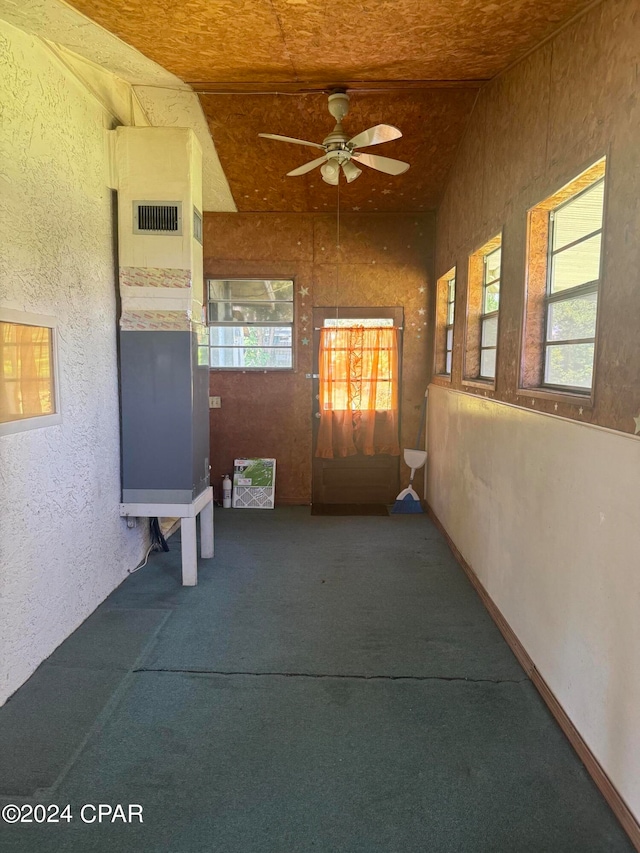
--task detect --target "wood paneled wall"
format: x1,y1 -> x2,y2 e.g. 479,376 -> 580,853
204,213 -> 434,504
433,0 -> 640,436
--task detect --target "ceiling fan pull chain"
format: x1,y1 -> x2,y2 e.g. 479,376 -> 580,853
335,179 -> 340,321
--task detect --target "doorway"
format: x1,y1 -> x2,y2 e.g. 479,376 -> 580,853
311,306 -> 403,508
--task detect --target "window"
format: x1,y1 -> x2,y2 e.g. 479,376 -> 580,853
207,279 -> 294,369
318,326 -> 398,412
544,180 -> 603,389
480,247 -> 501,379
193,207 -> 203,245
435,267 -> 456,377
316,325 -> 400,458
521,159 -> 605,396
0,309 -> 60,435
464,235 -> 501,384
445,275 -> 456,374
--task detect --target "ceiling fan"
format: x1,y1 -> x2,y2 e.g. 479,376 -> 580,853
258,91 -> 410,185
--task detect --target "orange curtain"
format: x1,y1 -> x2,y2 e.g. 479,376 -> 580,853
0,323 -> 53,424
315,326 -> 400,459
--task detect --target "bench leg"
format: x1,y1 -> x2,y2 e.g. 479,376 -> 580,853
181,516 -> 198,586
200,498 -> 214,559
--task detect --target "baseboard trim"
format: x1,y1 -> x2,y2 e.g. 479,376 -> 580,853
426,503 -> 640,852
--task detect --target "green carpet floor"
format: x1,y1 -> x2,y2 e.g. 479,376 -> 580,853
0,508 -> 633,852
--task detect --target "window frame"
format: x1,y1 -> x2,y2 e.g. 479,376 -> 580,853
206,278 -> 295,371
518,156 -> 606,406
434,267 -> 456,380
312,306 -> 404,419
541,179 -> 603,394
479,247 -> 501,381
445,275 -> 456,376
317,325 -> 399,413
463,235 -> 502,388
0,308 -> 61,436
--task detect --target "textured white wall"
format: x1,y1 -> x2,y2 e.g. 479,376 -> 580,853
427,384 -> 640,821
0,20 -> 148,705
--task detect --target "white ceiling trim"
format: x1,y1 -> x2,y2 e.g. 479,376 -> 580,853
0,0 -> 185,86
133,85 -> 236,213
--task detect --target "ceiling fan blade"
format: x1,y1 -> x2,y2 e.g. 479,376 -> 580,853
259,133 -> 324,150
286,155 -> 328,177
352,152 -> 410,175
348,124 -> 402,149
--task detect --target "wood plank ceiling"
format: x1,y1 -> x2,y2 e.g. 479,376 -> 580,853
68,0 -> 594,212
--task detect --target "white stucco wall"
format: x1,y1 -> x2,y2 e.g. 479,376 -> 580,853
0,20 -> 148,705
427,384 -> 640,821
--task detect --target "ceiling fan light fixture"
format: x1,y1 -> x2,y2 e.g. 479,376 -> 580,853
341,160 -> 362,183
321,160 -> 340,185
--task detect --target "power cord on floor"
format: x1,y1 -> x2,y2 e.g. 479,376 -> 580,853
128,517 -> 170,574
128,543 -> 154,575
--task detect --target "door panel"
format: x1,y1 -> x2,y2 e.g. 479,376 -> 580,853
311,307 -> 403,506
314,456 -> 399,504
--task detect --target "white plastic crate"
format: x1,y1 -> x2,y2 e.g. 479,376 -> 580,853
232,458 -> 276,509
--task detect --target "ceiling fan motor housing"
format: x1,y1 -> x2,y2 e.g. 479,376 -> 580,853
325,144 -> 352,163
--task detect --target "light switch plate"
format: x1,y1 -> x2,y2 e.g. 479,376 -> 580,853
209,396 -> 221,409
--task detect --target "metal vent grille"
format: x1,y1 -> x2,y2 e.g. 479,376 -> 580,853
133,201 -> 182,235
193,207 -> 203,244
